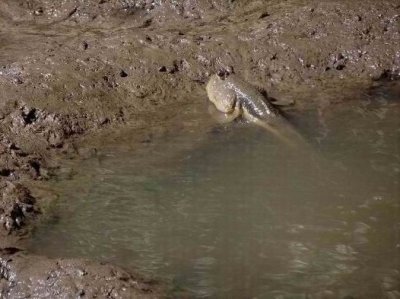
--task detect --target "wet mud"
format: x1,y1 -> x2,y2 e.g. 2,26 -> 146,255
0,248 -> 163,298
0,0 -> 399,297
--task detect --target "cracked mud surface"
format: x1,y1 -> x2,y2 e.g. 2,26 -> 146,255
0,0 -> 399,297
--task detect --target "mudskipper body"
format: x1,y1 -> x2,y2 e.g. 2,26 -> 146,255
206,73 -> 305,147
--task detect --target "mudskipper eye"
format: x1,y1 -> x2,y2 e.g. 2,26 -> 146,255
217,70 -> 228,80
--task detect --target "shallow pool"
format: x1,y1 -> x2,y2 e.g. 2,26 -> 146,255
30,88 -> 400,298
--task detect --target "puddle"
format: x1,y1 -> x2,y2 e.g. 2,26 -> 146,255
30,89 -> 400,298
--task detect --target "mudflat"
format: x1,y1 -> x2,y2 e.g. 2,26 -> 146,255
0,0 -> 399,297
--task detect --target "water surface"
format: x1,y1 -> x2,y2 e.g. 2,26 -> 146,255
30,91 -> 400,298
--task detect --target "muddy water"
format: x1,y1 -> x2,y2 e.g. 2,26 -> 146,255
30,93 -> 399,298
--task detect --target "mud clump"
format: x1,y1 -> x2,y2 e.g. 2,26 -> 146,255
0,0 -> 399,297
0,183 -> 38,235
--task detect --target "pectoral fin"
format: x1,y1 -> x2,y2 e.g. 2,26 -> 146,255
208,101 -> 241,124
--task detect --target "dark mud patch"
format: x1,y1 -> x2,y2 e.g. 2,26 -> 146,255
0,0 -> 399,297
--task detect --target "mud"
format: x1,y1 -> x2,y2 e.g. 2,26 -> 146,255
0,248 -> 163,298
0,0 -> 399,297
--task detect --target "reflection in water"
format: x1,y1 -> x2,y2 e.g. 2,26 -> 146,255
30,94 -> 399,298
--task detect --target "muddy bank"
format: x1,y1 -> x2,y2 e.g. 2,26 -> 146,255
0,0 -> 399,297
0,248 -> 163,298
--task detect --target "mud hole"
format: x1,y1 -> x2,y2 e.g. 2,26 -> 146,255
0,0 -> 399,297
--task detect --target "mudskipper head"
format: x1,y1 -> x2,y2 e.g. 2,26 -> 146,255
206,73 -> 236,114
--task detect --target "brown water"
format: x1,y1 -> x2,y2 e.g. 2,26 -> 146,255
30,92 -> 399,298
